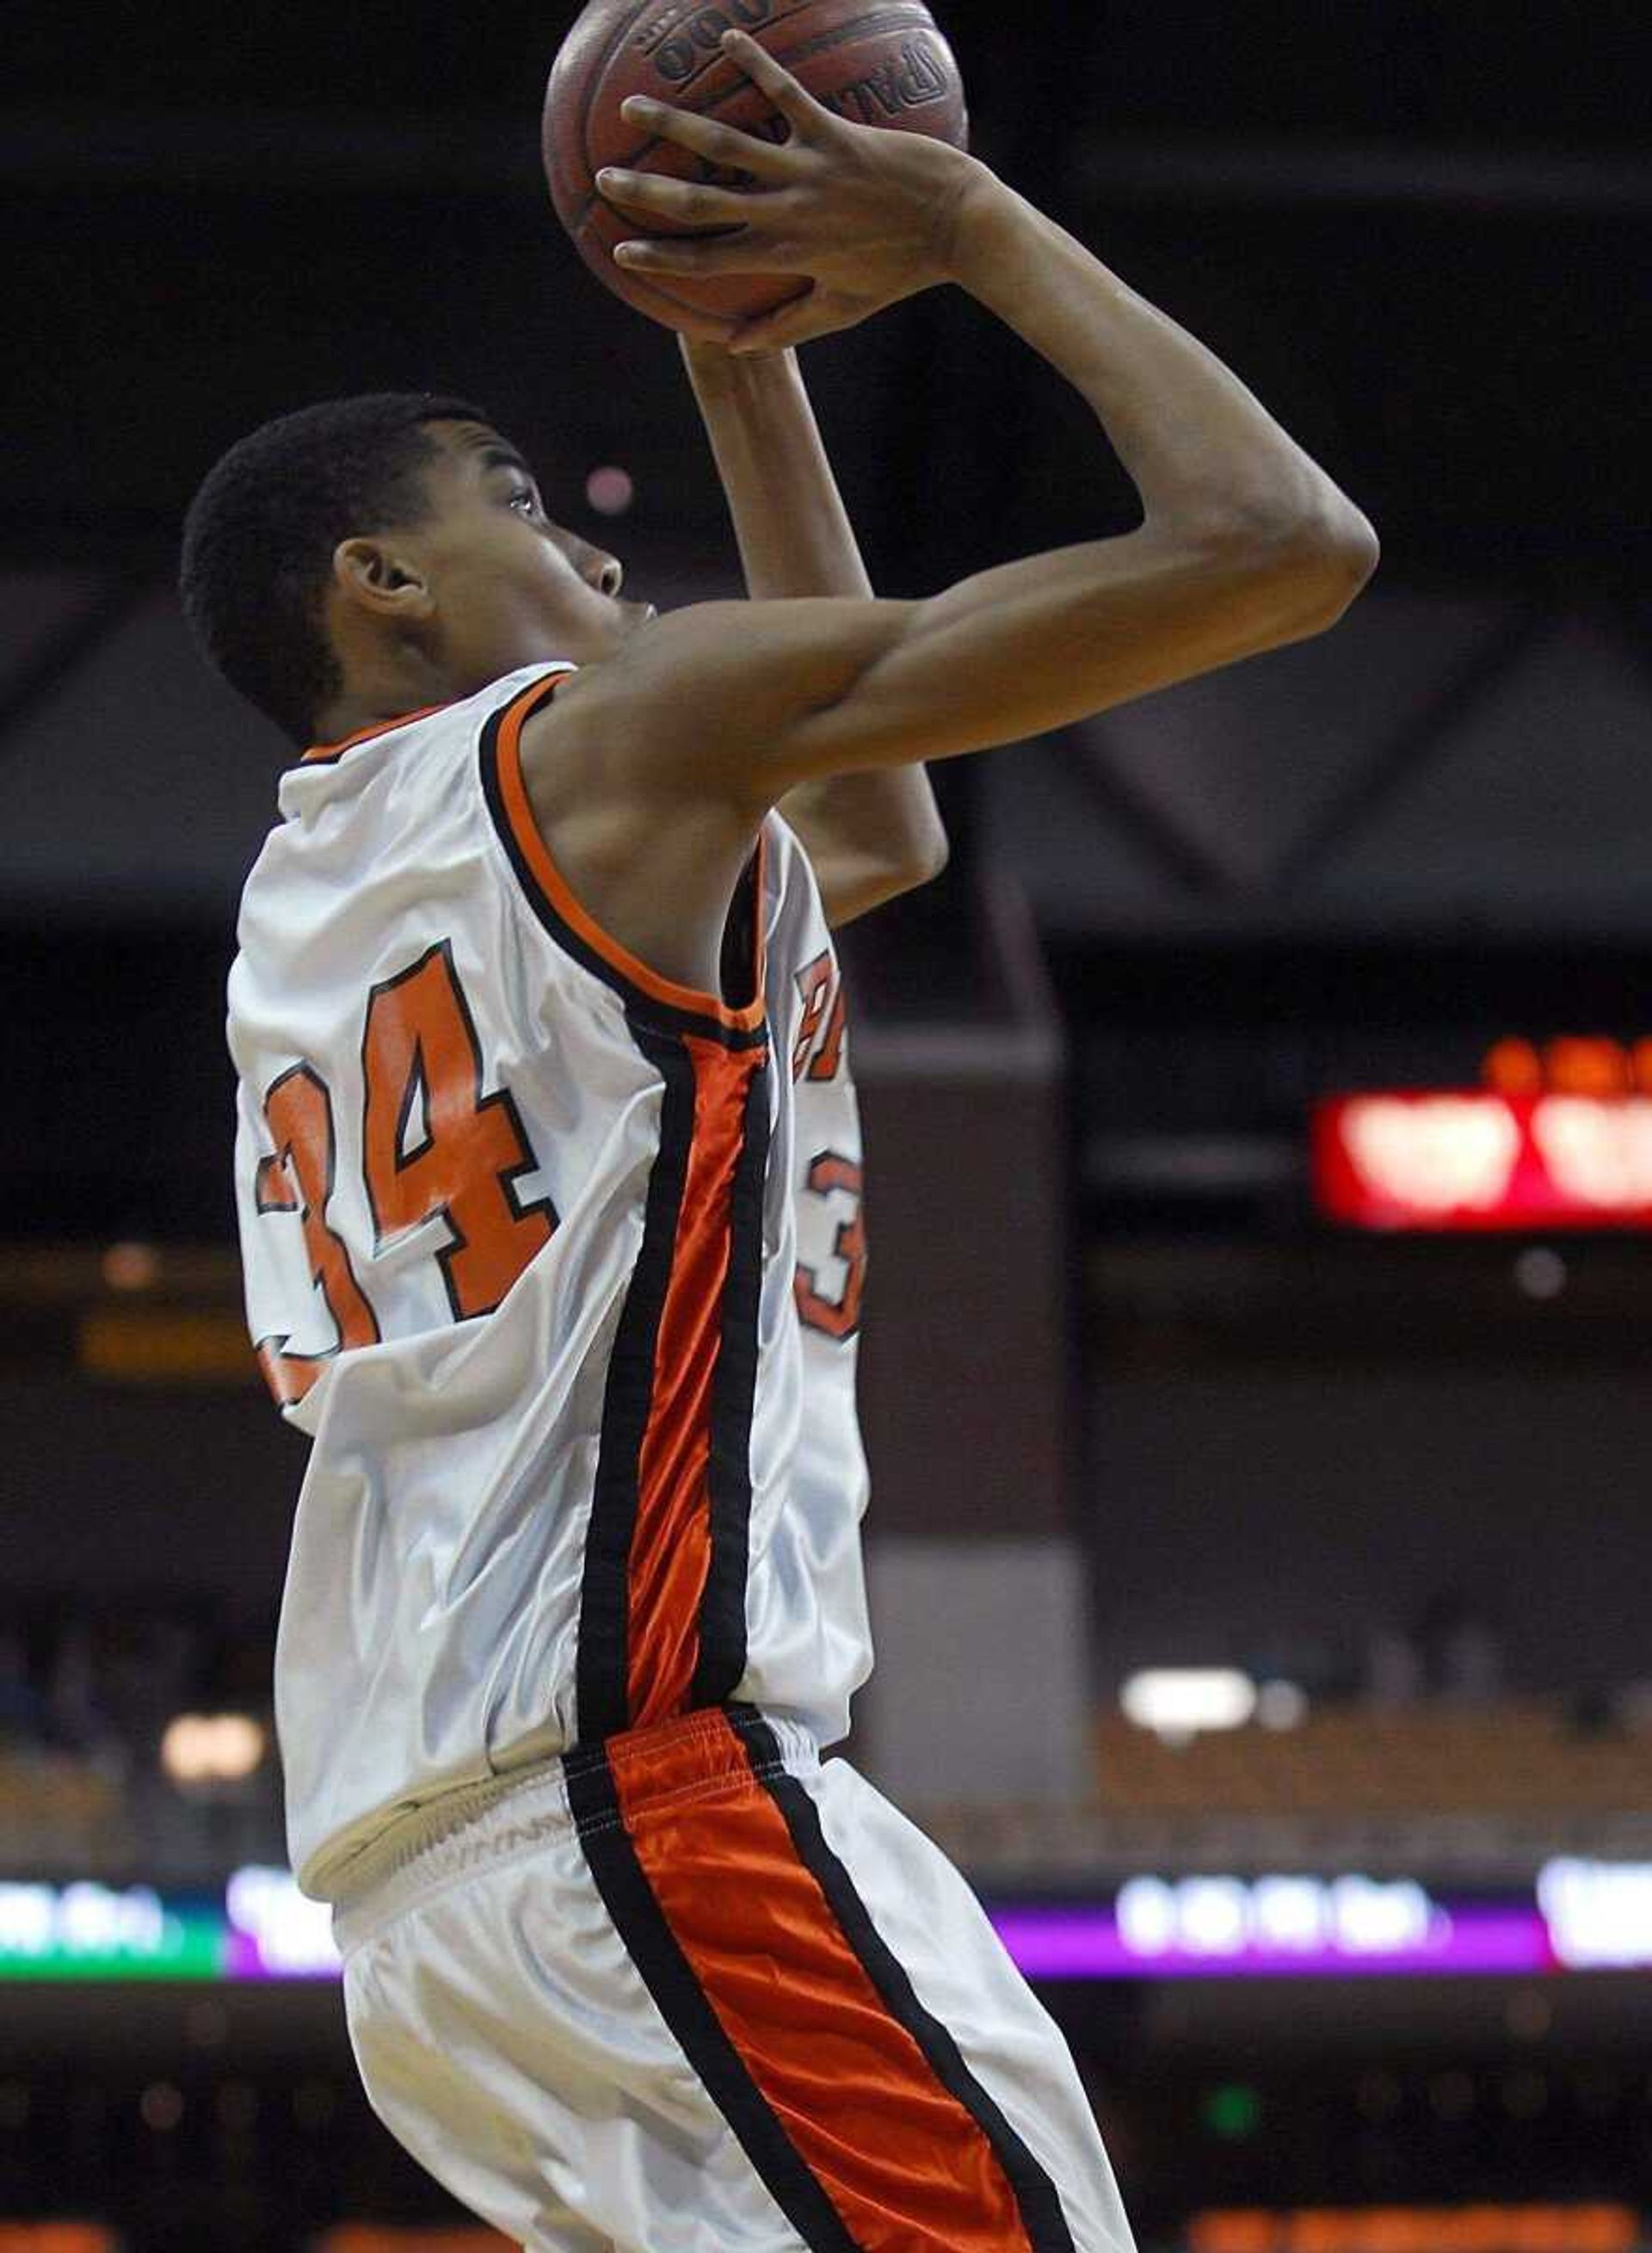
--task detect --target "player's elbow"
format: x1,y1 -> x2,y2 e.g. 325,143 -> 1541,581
859,799 -> 952,898
818,824 -> 949,926
1267,505 -> 1381,631
903,811 -> 951,888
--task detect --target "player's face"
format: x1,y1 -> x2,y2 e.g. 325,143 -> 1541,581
408,421 -> 655,684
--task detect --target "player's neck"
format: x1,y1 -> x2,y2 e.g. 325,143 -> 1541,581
313,658 -> 455,750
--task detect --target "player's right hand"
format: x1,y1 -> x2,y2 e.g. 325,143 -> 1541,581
595,27 -> 989,355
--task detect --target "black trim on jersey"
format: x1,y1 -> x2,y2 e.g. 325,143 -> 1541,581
737,1713 -> 1079,2253
690,1055 -> 770,1708
564,1738 -> 863,2253
574,1022 -> 699,1742
391,1034 -> 433,1165
476,687 -> 767,1052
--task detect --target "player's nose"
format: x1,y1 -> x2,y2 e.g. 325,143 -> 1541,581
570,534 -> 623,598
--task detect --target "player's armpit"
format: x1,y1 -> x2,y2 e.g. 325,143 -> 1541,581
539,512 -> 1372,818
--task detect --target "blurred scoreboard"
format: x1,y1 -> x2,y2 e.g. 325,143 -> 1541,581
1314,1037 -> 1652,1231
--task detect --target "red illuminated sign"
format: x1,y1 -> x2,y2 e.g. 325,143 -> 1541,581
1188,2207 -> 1637,2253
1314,1090 -> 1652,1231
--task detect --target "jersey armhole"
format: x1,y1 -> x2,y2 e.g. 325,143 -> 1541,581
478,671 -> 769,1047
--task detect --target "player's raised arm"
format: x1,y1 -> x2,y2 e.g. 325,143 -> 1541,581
536,27 -> 1376,816
678,336 -> 948,926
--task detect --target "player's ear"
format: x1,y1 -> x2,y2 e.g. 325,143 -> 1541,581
331,536 -> 435,621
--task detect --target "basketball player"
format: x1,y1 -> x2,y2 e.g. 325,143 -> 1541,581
184,29 -> 1375,2253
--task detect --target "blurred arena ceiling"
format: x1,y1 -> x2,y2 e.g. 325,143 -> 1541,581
3,0 -> 1649,935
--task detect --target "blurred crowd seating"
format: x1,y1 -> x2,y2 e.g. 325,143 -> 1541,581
1091,1703 -> 1652,1820
911,1697 -> 1652,1885
0,1751 -> 130,1868
0,1604 -> 281,1880
5,1596 -> 1651,1886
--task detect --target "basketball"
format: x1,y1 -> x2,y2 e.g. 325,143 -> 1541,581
543,0 -> 970,331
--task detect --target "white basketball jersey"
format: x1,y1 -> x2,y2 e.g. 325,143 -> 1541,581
228,662 -> 872,1898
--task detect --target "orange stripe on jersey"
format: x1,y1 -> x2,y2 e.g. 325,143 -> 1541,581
491,680 -> 767,1034
601,1711 -> 1045,2253
624,1038 -> 765,1728
300,701 -> 452,763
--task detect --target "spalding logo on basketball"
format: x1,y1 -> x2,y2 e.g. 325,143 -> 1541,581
543,0 -> 970,329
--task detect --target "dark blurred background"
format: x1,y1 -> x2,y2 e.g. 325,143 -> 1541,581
4,2 -> 1652,2248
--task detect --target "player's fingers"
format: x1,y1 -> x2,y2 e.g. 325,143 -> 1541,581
668,303 -> 744,346
613,233 -> 807,278
597,167 -> 758,226
726,287 -> 834,355
717,27 -> 831,136
619,93 -> 798,179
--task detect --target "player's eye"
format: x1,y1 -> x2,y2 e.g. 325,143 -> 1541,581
506,485 -> 539,517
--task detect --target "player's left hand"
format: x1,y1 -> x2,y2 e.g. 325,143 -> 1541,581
595,27 -> 985,355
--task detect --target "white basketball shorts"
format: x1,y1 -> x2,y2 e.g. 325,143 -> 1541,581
332,1702 -> 1137,2253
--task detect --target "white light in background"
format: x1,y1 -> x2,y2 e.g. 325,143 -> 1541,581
1538,1857 -> 1652,1968
1532,1096 -> 1652,1208
1343,1095 -> 1521,1212
0,1881 -> 169,1961
0,1886 -> 58,1958
1331,1874 -> 1436,1954
1115,1873 -> 1441,1960
1178,1875 -> 1250,1954
1254,1678 -> 1310,1730
160,1713 -> 267,1786
1120,1668 -> 1257,1744
585,465 -> 635,515
1252,1874 -> 1328,1950
226,1866 -> 341,1976
1116,1875 -> 1177,1955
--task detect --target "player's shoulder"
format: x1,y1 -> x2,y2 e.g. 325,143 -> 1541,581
236,665 -> 571,921
302,663 -> 572,775
268,664 -> 572,828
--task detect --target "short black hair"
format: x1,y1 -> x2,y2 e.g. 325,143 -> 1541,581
179,391 -> 487,746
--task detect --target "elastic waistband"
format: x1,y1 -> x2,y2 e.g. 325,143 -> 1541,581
332,1705 -> 819,1956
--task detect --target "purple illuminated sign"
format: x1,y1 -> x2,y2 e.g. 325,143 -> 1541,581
989,1895 -> 1557,1980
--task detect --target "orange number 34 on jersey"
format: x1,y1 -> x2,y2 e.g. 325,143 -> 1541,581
255,941 -> 553,1406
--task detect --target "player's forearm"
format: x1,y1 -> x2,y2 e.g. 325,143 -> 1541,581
681,340 -> 872,600
683,341 -> 947,914
945,170 -> 1378,549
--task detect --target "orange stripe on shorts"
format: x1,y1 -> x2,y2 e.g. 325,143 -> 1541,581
607,1711 -> 1037,2253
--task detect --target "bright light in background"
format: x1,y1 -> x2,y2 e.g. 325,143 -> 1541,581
1316,1089 -> 1652,1230
1538,1857 -> 1652,1969
1533,1095 -> 1652,1207
226,1866 -> 340,1977
1343,1095 -> 1520,1213
1254,1678 -> 1310,1730
102,1240 -> 159,1291
1120,1668 -> 1257,1743
1116,1873 -> 1440,1960
585,464 -> 634,515
160,1713 -> 266,1786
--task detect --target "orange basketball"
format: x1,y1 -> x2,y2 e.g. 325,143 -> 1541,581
543,0 -> 969,331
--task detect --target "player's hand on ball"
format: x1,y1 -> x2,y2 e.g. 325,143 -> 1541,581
596,28 -> 984,355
